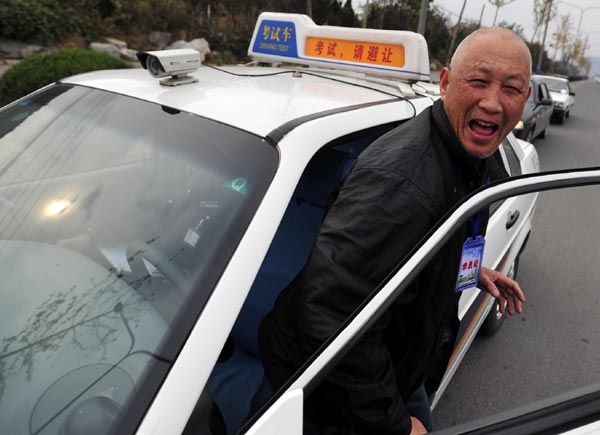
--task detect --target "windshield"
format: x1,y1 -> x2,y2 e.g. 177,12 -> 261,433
0,84 -> 277,434
541,77 -> 569,93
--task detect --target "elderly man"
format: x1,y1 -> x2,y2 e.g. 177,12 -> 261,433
258,27 -> 531,435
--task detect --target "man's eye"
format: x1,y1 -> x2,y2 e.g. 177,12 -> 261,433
469,78 -> 487,85
505,86 -> 522,94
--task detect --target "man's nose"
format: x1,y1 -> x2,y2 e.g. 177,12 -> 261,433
478,86 -> 503,113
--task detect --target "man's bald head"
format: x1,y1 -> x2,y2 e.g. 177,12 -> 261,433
450,27 -> 532,76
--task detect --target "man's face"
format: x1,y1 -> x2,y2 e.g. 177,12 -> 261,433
439,34 -> 531,158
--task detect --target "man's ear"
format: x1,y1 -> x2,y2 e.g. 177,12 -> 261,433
439,67 -> 451,100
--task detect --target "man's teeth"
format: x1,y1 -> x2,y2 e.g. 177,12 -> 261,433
474,120 -> 495,127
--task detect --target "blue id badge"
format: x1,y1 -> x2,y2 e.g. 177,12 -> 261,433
455,235 -> 486,293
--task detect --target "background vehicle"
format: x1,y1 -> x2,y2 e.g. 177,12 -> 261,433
0,13 -> 540,435
512,76 -> 553,142
536,74 -> 575,124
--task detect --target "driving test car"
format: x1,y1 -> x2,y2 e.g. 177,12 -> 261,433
512,76 -> 553,143
1,12 -> 579,435
536,74 -> 575,124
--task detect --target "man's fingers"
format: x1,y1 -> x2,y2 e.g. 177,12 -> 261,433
500,289 -> 526,315
508,280 -> 526,303
515,298 -> 523,314
480,268 -> 525,316
488,282 -> 507,314
501,275 -> 526,303
506,291 -> 515,315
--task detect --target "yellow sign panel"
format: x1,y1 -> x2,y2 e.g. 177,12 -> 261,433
305,37 -> 405,68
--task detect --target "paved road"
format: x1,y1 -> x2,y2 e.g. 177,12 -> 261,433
433,80 -> 600,430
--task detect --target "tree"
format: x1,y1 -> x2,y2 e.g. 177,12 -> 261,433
497,20 -> 525,38
488,0 -> 517,26
340,0 -> 359,27
531,0 -> 556,44
444,19 -> 480,65
551,13 -> 572,64
367,1 -> 420,32
568,35 -> 590,76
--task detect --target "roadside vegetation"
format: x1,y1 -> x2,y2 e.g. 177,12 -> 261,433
0,0 -> 591,77
0,49 -> 129,106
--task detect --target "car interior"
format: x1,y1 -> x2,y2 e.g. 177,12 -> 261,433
203,126 -> 397,434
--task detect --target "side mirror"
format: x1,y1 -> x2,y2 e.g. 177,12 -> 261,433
570,91 -> 576,96
540,98 -> 554,106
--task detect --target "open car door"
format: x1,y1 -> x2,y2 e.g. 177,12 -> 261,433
245,166 -> 600,435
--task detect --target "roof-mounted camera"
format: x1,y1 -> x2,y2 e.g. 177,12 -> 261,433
136,49 -> 201,86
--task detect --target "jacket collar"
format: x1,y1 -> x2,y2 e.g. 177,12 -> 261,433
431,99 -> 488,190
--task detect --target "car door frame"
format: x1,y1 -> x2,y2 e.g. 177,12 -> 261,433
245,166 -> 600,435
133,98 -> 427,435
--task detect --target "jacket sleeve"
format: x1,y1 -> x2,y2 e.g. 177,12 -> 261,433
292,165 -> 439,434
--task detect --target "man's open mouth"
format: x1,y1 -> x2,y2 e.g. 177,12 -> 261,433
469,120 -> 498,138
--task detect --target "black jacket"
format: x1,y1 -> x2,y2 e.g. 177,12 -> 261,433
259,99 -> 508,434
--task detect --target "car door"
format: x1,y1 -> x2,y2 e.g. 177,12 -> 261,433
456,134 -> 536,323
427,134 -> 538,408
530,83 -> 544,139
245,166 -> 600,435
537,81 -> 553,134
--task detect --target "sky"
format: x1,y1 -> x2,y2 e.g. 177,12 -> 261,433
351,0 -> 600,59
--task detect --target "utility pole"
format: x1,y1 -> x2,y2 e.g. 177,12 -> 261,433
478,4 -> 485,28
447,0 -> 468,66
362,0 -> 370,28
306,0 -> 313,18
417,0 -> 428,35
536,0 -> 553,74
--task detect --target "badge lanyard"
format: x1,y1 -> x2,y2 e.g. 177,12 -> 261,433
454,171 -> 489,293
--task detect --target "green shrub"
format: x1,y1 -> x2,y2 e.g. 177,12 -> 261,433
0,0 -> 99,45
0,49 -> 130,106
205,51 -> 237,66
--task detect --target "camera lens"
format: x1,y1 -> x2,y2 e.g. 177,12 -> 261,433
146,56 -> 166,77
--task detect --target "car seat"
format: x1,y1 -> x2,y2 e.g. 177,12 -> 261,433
207,147 -> 356,434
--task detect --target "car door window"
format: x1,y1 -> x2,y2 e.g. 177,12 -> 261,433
502,138 -> 522,176
489,138 -> 521,216
539,83 -> 550,101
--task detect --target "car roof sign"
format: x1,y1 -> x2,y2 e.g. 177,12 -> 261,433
248,12 -> 430,81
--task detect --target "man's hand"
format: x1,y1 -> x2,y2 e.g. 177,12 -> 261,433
410,417 -> 428,434
479,266 -> 525,315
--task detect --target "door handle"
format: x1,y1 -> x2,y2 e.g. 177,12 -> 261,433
506,210 -> 520,229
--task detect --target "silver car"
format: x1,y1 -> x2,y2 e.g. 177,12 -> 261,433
536,74 -> 575,124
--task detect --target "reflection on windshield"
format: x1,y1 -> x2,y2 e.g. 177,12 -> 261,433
0,85 -> 277,434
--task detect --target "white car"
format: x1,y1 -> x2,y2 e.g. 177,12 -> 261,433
0,12 -> 555,435
536,74 -> 575,124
